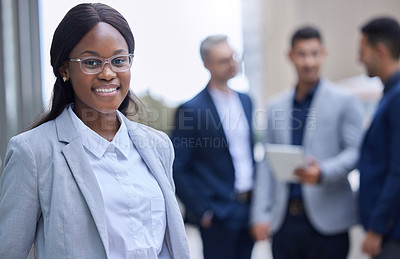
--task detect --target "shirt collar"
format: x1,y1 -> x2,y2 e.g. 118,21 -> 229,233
383,70 -> 400,94
293,79 -> 320,104
207,85 -> 236,99
68,104 -> 130,159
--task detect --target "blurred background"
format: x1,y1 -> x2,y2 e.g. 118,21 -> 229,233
0,0 -> 399,258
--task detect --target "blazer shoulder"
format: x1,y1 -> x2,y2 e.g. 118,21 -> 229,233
267,91 -> 293,110
320,80 -> 357,100
386,81 -> 400,102
10,120 -> 57,147
178,88 -> 214,110
4,120 -> 58,172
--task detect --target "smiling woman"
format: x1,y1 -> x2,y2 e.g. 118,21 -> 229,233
0,3 -> 189,259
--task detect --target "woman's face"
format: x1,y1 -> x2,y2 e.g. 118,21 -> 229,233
63,22 -> 131,115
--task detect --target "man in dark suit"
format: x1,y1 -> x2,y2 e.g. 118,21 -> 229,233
358,17 -> 400,259
171,35 -> 254,259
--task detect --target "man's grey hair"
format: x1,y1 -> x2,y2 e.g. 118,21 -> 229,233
200,34 -> 228,63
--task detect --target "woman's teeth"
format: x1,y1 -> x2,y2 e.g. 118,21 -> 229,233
95,88 -> 117,93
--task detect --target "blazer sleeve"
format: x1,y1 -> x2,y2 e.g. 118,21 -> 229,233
319,94 -> 364,185
368,95 -> 400,234
0,136 -> 41,258
250,108 -> 276,225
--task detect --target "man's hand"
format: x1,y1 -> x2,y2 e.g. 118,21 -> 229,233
362,230 -> 383,256
294,157 -> 321,184
200,211 -> 214,228
250,223 -> 271,241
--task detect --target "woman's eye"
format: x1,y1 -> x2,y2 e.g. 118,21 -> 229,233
112,57 -> 128,66
83,59 -> 102,67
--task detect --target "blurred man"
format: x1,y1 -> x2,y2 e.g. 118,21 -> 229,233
358,17 -> 400,259
172,35 -> 254,259
250,26 -> 363,259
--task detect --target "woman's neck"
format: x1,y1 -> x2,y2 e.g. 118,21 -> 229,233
74,108 -> 120,142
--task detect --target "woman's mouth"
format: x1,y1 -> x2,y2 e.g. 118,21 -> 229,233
95,87 -> 118,93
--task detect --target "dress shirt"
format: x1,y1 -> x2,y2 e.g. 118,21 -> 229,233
290,81 -> 319,199
208,87 -> 254,192
68,105 -> 169,259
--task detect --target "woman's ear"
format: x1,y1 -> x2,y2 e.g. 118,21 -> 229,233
59,61 -> 69,82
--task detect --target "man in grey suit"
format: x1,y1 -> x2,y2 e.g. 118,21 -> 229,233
250,26 -> 363,259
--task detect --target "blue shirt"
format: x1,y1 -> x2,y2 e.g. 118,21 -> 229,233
290,81 -> 320,199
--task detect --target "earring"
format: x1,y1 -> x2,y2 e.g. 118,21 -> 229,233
63,76 -> 67,82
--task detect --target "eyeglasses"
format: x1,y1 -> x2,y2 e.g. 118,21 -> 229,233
212,53 -> 242,66
69,54 -> 134,74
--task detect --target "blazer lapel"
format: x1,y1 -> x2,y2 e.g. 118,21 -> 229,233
202,87 -> 228,141
276,93 -> 293,145
303,83 -> 325,150
127,126 -> 171,191
125,121 -> 182,256
238,93 -> 252,130
361,95 -> 386,146
55,110 -> 109,255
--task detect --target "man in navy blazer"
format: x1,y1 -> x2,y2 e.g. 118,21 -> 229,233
358,17 -> 400,258
172,35 -> 254,259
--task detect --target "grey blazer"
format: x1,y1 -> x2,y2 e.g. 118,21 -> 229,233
250,80 -> 364,235
0,109 -> 190,259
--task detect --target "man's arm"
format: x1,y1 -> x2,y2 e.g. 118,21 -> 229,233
367,94 -> 400,237
318,94 -> 364,185
250,108 -> 276,239
250,155 -> 274,240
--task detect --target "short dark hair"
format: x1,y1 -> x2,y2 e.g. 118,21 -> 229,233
291,26 -> 323,48
33,3 -> 138,128
361,17 -> 400,59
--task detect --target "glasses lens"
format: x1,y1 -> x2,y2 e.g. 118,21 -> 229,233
233,53 -> 242,63
81,58 -> 103,74
111,55 -> 132,72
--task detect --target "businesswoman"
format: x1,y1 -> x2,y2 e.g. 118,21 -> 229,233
0,3 -> 189,258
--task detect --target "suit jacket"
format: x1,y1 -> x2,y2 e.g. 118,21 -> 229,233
0,108 -> 189,259
250,79 -> 363,235
359,71 -> 400,240
171,86 -> 254,230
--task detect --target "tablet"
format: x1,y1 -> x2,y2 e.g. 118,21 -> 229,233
265,144 -> 305,182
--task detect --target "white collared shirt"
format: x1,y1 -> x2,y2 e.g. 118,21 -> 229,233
208,88 -> 254,192
68,105 -> 169,259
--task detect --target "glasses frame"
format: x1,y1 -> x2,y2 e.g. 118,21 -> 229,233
69,53 -> 134,74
